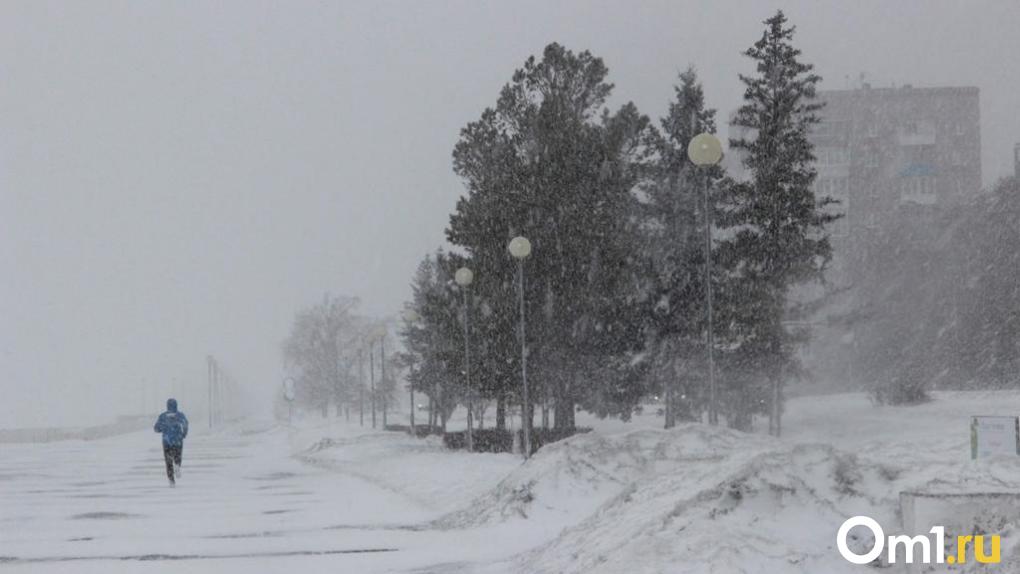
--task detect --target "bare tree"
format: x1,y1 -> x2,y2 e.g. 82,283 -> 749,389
282,294 -> 363,417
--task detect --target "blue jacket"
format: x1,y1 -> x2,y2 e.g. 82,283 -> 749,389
154,398 -> 189,446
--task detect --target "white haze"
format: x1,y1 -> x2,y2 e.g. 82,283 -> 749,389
2,0 -> 1018,427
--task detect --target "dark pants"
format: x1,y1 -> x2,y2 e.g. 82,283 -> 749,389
163,443 -> 183,483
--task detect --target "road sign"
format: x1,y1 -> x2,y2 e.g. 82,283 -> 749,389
970,416 -> 1020,459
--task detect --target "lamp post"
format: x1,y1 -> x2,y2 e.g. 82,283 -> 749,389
454,266 -> 474,452
358,347 -> 365,426
369,325 -> 388,429
380,329 -> 388,428
687,132 -> 723,426
206,355 -> 217,430
369,334 -> 377,429
282,377 -> 296,425
403,309 -> 421,437
508,236 -> 532,458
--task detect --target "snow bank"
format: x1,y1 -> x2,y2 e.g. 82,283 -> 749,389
437,405 -> 1020,573
435,425 -> 766,530
514,438 -> 898,574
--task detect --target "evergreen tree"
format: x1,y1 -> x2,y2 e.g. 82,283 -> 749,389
448,43 -> 655,429
399,251 -> 468,431
857,175 -> 1020,401
956,176 -> 1020,386
641,67 -> 723,427
719,11 -> 837,434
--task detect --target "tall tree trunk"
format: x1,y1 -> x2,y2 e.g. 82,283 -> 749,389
553,372 -> 576,430
769,376 -> 783,437
553,399 -> 570,430
526,401 -> 536,438
554,399 -> 575,429
664,377 -> 675,429
495,396 -> 506,431
729,392 -> 753,432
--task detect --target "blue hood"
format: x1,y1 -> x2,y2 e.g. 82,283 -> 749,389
166,398 -> 178,412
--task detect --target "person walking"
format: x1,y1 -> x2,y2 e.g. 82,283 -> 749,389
153,398 -> 189,487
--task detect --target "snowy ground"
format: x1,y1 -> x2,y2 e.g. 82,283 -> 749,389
4,392 -> 1020,573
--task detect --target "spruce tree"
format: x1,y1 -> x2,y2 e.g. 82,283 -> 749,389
448,43 -> 654,429
400,251 -> 469,431
719,11 -> 837,434
642,67 -> 721,427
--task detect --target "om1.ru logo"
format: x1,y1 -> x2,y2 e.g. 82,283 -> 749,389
837,516 -> 1000,565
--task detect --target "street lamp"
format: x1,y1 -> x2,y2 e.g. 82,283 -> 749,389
508,236 -> 532,458
282,377 -> 296,425
369,324 -> 389,429
402,309 -> 421,437
378,325 -> 390,428
454,266 -> 474,452
687,132 -> 723,426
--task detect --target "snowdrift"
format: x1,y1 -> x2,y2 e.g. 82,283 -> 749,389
436,420 -> 1020,573
515,439 -> 899,574
435,425 -> 770,530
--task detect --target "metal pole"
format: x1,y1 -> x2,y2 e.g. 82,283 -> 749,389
381,335 -> 387,428
702,169 -> 717,426
358,348 -> 365,426
408,355 -> 416,436
207,356 -> 214,430
370,342 -> 376,428
462,287 -> 473,451
518,259 -> 531,458
432,330 -> 444,433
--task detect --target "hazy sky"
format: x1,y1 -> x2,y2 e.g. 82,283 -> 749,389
2,0 -> 1018,426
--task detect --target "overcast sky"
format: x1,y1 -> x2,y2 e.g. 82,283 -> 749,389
2,0 -> 1018,426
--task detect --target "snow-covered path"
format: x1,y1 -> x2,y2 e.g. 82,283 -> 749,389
10,392 -> 1020,573
0,422 -> 527,573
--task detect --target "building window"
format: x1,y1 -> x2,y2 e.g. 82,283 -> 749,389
898,120 -> 936,145
955,178 -> 966,195
830,215 -> 849,238
814,120 -> 849,138
816,177 -> 849,199
861,146 -> 880,167
901,176 -> 937,205
817,147 -> 850,166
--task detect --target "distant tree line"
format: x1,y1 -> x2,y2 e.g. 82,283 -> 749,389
280,294 -> 398,425
854,174 -> 1020,404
